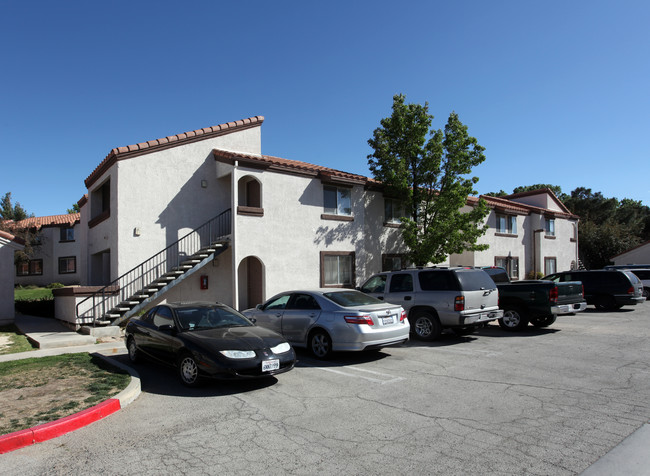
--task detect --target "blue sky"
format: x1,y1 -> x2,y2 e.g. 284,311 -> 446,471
1,0 -> 648,217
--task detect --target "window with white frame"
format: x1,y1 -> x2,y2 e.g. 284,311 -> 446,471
58,256 -> 77,274
321,252 -> 354,287
545,217 -> 555,236
384,198 -> 407,224
323,186 -> 351,216
544,257 -> 557,275
495,256 -> 519,279
496,214 -> 517,234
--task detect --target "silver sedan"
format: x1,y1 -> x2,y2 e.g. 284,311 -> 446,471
243,289 -> 409,359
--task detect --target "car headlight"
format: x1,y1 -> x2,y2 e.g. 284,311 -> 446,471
219,350 -> 256,359
270,342 -> 291,354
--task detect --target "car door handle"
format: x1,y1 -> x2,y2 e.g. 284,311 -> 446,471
275,313 -> 282,318
404,296 -> 412,301
377,296 -> 384,300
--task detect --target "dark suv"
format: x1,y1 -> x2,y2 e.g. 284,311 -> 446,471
359,268 -> 503,340
543,270 -> 645,310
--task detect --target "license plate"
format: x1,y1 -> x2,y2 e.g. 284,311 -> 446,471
262,359 -> 280,372
382,316 -> 395,325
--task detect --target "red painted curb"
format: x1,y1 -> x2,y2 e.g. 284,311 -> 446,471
0,399 -> 121,454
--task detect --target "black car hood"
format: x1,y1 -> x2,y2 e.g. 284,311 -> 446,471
181,325 -> 285,351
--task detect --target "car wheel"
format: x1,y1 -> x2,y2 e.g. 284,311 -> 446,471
178,353 -> 201,387
309,329 -> 332,359
530,315 -> 557,328
499,307 -> 528,331
595,295 -> 618,311
411,311 -> 442,341
126,337 -> 140,363
643,288 -> 650,299
452,326 -> 476,336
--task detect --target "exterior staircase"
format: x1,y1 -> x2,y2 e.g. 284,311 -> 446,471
76,209 -> 232,326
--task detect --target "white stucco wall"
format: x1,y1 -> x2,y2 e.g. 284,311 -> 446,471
231,167 -> 406,306
0,236 -> 24,324
612,242 -> 650,266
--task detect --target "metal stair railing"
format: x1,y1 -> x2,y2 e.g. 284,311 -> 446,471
76,209 -> 232,325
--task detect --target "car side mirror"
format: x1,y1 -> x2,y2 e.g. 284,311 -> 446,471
158,324 -> 175,334
256,304 -> 263,310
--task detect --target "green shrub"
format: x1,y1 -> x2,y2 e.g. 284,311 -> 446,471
46,282 -> 65,289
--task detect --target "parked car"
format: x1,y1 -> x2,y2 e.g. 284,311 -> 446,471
605,268 -> 650,299
125,301 -> 296,386
242,289 -> 409,359
482,266 -> 587,331
543,270 -> 645,310
604,264 -> 650,270
628,269 -> 650,299
359,267 -> 503,340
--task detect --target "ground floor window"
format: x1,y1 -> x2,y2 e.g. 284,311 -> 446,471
16,259 -> 43,276
321,251 -> 355,288
382,254 -> 407,271
59,256 -> 77,274
495,256 -> 519,279
544,257 -> 557,276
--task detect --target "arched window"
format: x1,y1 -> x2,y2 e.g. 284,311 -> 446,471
237,176 -> 263,217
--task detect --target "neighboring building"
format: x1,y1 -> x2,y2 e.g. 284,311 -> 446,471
10,214 -> 82,287
57,116 -> 580,325
453,190 -> 580,279
0,230 -> 25,324
611,240 -> 650,266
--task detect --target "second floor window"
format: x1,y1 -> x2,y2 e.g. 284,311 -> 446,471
60,227 -> 75,242
384,198 -> 407,224
545,218 -> 555,237
496,214 -> 516,234
323,186 -> 351,216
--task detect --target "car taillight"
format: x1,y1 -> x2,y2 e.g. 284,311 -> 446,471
627,286 -> 635,295
454,296 -> 465,311
581,284 -> 585,298
400,310 -> 407,322
549,286 -> 558,304
344,315 -> 374,325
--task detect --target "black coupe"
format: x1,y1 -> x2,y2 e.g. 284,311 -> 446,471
125,302 -> 296,386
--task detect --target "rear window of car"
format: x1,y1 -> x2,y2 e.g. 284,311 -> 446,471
623,271 -> 640,284
418,271 -> 459,291
324,290 -> 384,307
632,270 -> 650,280
454,270 -> 496,290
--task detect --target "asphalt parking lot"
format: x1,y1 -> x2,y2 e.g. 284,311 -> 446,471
3,304 -> 650,475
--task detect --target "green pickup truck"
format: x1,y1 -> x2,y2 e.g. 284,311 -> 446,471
483,267 -> 587,331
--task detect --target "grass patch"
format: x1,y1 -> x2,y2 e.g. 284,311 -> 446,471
0,325 -> 36,355
14,287 -> 53,301
0,353 -> 130,435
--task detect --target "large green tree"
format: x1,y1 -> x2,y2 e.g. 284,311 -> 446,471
368,94 -> 490,266
1,192 -> 30,221
0,192 -> 37,264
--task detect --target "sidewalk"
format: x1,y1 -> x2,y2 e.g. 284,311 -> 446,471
0,314 -> 140,454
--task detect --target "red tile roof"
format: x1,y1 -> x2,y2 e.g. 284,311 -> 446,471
213,149 -> 369,185
0,230 -> 25,245
85,116 -> 265,188
505,188 -> 573,215
8,213 -> 80,231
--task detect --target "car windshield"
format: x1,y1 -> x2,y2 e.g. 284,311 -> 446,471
175,306 -> 253,331
323,290 -> 384,307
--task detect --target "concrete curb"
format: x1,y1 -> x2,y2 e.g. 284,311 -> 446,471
0,351 -> 141,454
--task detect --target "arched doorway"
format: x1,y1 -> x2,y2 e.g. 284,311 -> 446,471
237,256 -> 264,310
